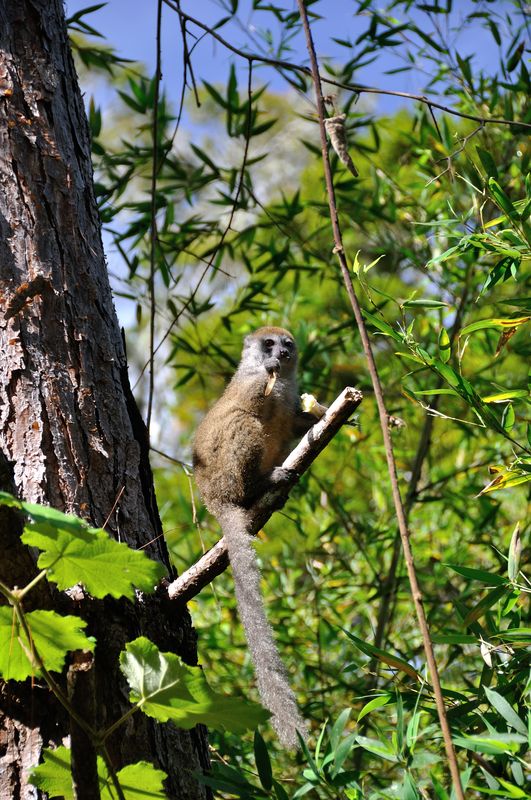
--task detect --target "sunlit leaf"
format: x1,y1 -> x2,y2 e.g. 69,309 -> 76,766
29,746 -> 167,799
21,524 -> 165,600
453,732 -> 526,755
120,637 -> 269,733
0,608 -> 94,681
460,316 -> 530,337
507,524 -> 521,582
483,686 -> 527,736
438,326 -> 451,363
357,695 -> 391,722
355,735 -> 398,762
482,389 -> 528,403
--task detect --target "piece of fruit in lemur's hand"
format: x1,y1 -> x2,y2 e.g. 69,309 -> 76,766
192,327 -> 317,747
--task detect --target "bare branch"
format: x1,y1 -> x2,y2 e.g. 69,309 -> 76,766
167,387 -> 362,603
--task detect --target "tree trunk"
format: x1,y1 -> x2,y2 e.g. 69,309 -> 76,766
0,1 -> 209,797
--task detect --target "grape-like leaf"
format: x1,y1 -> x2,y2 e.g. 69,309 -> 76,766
0,608 -> 94,681
28,745 -> 72,798
121,636 -> 269,733
21,523 -> 164,600
0,491 -> 165,600
29,745 -> 167,800
111,762 -> 168,799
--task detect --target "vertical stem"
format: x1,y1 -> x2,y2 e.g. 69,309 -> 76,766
295,3 -> 464,797
371,276 -> 472,663
147,0 -> 163,436
68,655 -> 99,800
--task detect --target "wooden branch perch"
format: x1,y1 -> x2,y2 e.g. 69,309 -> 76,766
167,386 -> 362,603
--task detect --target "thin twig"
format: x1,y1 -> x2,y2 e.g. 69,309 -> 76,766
295,3 -> 464,797
370,267 -> 473,667
146,0 -> 163,436
167,387 -> 362,603
134,63 -> 255,388
100,743 -> 127,800
162,0 -> 531,131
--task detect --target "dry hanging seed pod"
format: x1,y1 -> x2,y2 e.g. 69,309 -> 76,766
324,113 -> 358,177
264,371 -> 278,396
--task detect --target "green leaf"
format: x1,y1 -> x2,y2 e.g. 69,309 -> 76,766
29,746 -> 73,799
0,490 -> 22,509
493,627 -> 531,641
0,492 -> 88,535
502,403 -> 515,432
406,685 -> 425,754
343,630 -> 421,681
254,730 -> 273,791
413,388 -> 458,396
273,779 -> 290,800
431,634 -> 476,644
396,352 -> 428,366
331,732 -> 358,777
483,687 -> 527,735
362,310 -> 403,342
444,565 -> 507,586
120,637 -> 269,733
480,468 -> 531,495
488,178 -> 520,220
460,316 -> 530,337
202,80 -> 228,109
506,41 -> 524,73
402,298 -> 448,309
431,771 -> 450,800
0,493 -> 165,600
396,690 -> 404,754
357,694 -> 390,722
486,19 -> 501,46
463,585 -> 509,626
29,746 -> 168,800
399,772 -> 420,800
330,707 -> 352,749
428,358 -> 461,389
482,389 -> 528,403
355,735 -> 398,762
21,523 -> 165,601
438,326 -> 451,363
227,63 -> 238,110
117,89 -> 146,114
476,147 -> 499,180
507,524 -> 521,582
0,608 -> 94,681
197,766 -> 256,796
453,732 -> 526,755
110,761 -> 168,800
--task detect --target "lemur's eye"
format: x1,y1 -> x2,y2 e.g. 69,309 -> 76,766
264,339 -> 275,348
283,339 -> 293,349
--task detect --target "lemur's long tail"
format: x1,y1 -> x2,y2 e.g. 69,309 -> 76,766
216,504 -> 308,748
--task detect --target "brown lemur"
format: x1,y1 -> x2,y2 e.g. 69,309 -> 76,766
193,327 -> 318,748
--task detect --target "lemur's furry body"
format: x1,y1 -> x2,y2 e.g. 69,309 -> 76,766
193,327 -> 314,747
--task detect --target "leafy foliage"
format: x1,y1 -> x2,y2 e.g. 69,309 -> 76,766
0,493 -> 270,796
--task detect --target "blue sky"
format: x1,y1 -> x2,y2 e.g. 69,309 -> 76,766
65,0 -> 501,116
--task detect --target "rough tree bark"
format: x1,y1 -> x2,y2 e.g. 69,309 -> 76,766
0,1 -> 209,797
